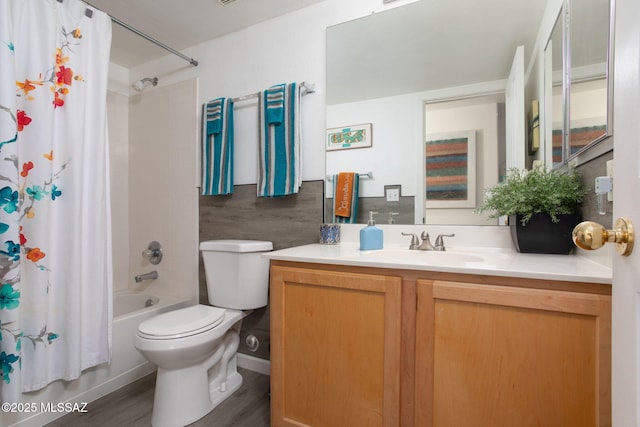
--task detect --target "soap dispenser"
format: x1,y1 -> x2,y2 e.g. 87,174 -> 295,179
360,211 -> 383,250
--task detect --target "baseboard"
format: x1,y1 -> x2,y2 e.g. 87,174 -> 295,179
237,353 -> 270,376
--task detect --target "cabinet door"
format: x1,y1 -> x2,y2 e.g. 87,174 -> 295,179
415,280 -> 611,427
270,265 -> 402,427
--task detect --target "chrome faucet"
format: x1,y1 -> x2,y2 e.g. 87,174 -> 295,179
402,232 -> 455,251
401,231 -> 435,250
135,270 -> 158,283
418,231 -> 435,250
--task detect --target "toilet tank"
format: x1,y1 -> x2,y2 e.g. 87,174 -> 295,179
199,240 -> 273,310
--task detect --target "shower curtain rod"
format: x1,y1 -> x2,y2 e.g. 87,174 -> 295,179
85,2 -> 199,67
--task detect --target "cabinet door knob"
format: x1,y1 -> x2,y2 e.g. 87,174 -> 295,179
572,217 -> 634,256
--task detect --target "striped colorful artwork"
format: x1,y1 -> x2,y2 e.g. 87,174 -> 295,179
552,124 -> 606,164
425,130 -> 476,208
426,136 -> 469,200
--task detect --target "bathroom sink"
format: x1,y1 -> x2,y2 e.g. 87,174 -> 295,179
359,248 -> 485,264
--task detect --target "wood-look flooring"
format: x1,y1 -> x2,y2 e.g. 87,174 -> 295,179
45,368 -> 270,427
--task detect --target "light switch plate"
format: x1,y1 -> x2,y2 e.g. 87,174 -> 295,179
384,185 -> 401,202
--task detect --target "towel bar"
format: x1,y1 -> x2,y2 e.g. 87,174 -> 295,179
326,172 -> 373,181
233,81 -> 315,102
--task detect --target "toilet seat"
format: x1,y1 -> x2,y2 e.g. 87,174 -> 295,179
137,304 -> 226,340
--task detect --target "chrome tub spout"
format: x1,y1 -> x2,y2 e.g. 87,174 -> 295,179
135,270 -> 158,283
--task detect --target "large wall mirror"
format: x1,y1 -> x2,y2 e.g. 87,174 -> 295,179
325,0 -> 613,225
545,0 -> 613,167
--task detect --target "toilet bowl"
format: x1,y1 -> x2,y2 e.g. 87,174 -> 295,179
134,240 -> 272,427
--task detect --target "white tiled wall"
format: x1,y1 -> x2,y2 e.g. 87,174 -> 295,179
107,77 -> 199,301
107,91 -> 130,292
127,78 -> 199,301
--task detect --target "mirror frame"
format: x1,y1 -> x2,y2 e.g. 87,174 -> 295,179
556,0 -> 615,168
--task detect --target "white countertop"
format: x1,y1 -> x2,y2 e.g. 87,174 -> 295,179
265,242 -> 612,284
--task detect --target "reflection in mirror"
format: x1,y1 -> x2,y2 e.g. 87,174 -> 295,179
546,10 -> 564,168
423,94 -> 505,226
546,0 -> 612,167
325,0 -> 546,225
568,0 -> 610,158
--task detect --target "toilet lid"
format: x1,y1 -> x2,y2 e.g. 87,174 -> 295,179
138,304 -> 225,338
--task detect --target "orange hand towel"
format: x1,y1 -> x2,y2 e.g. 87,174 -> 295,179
334,172 -> 355,218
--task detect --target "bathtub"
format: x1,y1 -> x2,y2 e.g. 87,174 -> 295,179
113,291 -> 160,317
11,290 -> 192,427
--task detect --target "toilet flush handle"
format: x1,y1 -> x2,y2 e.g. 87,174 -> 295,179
245,335 -> 260,352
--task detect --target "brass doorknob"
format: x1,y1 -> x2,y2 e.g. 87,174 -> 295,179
572,217 -> 634,256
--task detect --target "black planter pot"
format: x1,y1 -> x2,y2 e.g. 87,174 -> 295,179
509,213 -> 579,255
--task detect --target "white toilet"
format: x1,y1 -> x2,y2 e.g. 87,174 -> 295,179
134,239 -> 273,427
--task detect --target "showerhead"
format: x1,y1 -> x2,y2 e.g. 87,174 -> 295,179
131,77 -> 158,92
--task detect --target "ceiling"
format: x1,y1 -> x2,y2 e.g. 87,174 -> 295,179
87,0 -> 326,68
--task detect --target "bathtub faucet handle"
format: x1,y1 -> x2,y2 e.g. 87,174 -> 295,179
142,241 -> 163,265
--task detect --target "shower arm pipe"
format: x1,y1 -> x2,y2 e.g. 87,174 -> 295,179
85,3 -> 199,67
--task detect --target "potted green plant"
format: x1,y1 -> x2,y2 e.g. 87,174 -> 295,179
477,167 -> 586,254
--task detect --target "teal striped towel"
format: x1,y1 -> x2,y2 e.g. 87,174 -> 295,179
201,97 -> 234,195
332,173 -> 360,223
258,83 -> 301,197
265,83 -> 285,124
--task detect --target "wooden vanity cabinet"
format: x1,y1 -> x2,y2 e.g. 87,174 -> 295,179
270,261 -> 611,427
415,279 -> 612,427
269,263 -> 403,427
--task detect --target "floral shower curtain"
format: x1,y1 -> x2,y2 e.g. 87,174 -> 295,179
0,0 -> 112,401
